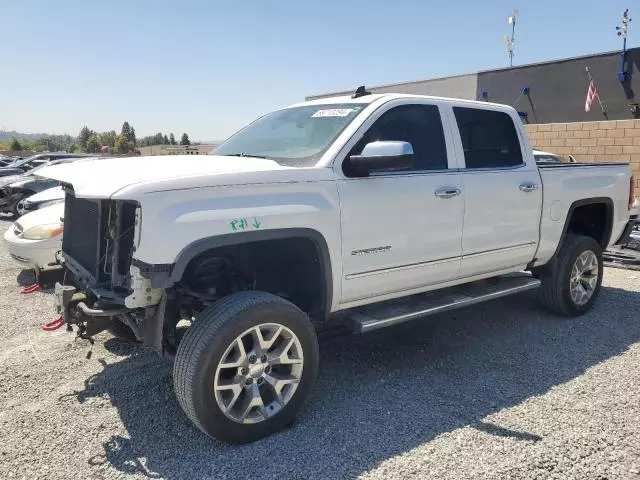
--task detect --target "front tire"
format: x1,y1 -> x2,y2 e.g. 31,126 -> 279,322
173,291 -> 319,443
538,234 -> 603,316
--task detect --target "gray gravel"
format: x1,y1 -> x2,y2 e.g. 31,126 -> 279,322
1,217 -> 639,479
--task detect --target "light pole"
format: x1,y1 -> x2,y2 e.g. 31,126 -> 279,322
504,9 -> 519,67
616,9 -> 632,82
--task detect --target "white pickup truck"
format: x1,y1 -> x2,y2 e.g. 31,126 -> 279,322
41,88 -> 635,443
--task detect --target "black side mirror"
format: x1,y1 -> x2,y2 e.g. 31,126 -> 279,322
346,141 -> 414,177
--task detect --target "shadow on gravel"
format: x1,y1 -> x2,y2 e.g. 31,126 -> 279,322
75,285 -> 640,479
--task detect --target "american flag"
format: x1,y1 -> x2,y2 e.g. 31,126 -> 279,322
585,80 -> 599,112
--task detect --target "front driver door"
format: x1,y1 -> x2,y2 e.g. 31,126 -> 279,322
335,101 -> 464,306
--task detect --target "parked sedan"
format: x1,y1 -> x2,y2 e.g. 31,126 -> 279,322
3,202 -> 64,268
22,186 -> 64,213
0,153 -> 90,178
0,157 -> 89,216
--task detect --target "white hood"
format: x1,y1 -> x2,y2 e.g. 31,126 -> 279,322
15,202 -> 65,230
26,186 -> 64,204
36,155 -> 290,198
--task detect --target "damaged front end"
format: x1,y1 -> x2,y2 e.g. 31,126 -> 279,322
55,189 -> 167,353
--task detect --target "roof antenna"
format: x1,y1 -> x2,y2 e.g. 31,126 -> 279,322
352,85 -> 371,99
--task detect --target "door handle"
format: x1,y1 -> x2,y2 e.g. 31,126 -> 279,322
434,187 -> 462,199
519,182 -> 539,192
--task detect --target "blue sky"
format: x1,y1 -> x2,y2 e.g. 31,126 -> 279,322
1,0 -> 635,141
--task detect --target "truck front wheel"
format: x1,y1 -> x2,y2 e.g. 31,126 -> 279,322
172,291 -> 319,443
538,234 -> 603,316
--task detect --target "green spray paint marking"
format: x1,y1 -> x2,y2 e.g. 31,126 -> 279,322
230,217 -> 261,231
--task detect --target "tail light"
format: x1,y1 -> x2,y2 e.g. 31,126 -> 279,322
630,175 -> 635,211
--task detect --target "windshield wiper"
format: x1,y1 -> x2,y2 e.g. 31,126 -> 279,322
223,153 -> 267,159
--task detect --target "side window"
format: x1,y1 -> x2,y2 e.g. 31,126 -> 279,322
348,104 -> 448,172
453,107 -> 523,169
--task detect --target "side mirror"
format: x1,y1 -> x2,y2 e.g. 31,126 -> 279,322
568,154 -> 577,163
346,141 -> 414,177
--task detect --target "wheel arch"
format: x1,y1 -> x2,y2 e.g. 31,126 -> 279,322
170,228 -> 333,318
548,197 -> 614,263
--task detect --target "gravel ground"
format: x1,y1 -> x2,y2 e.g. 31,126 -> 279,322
1,218 -> 639,480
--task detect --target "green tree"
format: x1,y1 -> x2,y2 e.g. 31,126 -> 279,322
114,135 -> 134,154
121,121 -> 131,139
163,134 -> 169,145
99,130 -> 117,148
169,133 -> 176,145
130,126 -> 136,146
69,143 -> 80,153
86,133 -> 101,153
9,137 -> 22,151
78,126 -> 91,151
180,133 -> 190,145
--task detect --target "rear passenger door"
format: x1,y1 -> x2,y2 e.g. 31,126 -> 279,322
451,106 -> 542,277
336,101 -> 464,305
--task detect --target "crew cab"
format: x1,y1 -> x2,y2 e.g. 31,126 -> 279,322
39,89 -> 634,443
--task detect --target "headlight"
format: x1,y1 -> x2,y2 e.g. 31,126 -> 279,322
22,224 -> 64,240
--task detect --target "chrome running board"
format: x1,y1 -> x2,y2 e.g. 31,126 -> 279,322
347,274 -> 541,333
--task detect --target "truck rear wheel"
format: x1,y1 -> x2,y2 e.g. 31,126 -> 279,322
538,234 -> 603,316
173,291 -> 319,443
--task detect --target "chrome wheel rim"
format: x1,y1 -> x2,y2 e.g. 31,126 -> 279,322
16,199 -> 25,216
213,323 -> 303,424
569,250 -> 599,306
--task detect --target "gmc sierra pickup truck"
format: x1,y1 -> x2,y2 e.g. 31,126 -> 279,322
39,88 -> 635,443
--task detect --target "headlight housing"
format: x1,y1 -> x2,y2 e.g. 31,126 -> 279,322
22,224 -> 64,240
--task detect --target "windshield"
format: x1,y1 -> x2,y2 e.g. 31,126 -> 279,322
213,103 -> 368,166
9,154 -> 42,168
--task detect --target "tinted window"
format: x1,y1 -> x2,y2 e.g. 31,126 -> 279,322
453,107 -> 523,168
348,104 -> 448,172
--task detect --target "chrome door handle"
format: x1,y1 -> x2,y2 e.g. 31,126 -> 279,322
434,187 -> 462,199
519,182 -> 539,192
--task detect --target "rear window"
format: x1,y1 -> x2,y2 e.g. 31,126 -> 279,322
453,107 -> 523,169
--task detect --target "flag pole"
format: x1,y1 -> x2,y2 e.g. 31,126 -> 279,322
585,66 -> 607,115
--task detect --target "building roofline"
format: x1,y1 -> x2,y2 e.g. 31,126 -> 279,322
307,47 -> 635,100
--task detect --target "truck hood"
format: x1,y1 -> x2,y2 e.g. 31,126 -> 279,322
36,155 -> 297,198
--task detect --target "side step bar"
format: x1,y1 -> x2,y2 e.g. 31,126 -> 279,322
347,274 -> 541,333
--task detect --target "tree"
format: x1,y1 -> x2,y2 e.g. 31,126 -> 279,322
114,135 -> 134,154
69,143 -> 80,153
130,127 -> 136,146
163,134 -> 169,145
169,133 -> 176,145
78,126 -> 91,151
99,130 -> 117,148
86,133 -> 101,153
180,133 -> 191,145
9,137 -> 22,151
121,122 -> 131,139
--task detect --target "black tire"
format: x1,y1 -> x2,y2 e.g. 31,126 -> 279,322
173,291 -> 319,443
538,234 -> 603,316
107,319 -> 139,342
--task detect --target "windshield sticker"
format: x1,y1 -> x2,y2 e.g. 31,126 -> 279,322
311,108 -> 354,118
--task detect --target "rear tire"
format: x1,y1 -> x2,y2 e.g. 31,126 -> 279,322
538,234 -> 603,316
173,291 -> 319,443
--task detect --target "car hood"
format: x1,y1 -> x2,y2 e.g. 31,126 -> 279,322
26,186 -> 64,204
36,154 -> 305,198
0,175 -> 23,187
15,202 -> 65,230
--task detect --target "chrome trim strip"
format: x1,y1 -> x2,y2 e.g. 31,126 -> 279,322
463,242 -> 537,259
345,255 -> 460,280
